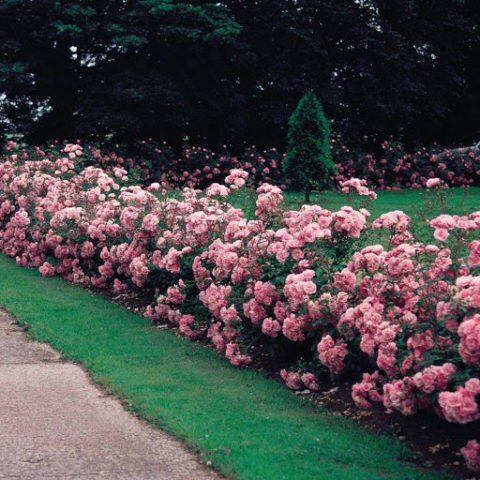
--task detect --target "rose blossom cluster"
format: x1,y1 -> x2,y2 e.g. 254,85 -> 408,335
461,440 -> 480,472
372,210 -> 412,246
317,335 -> 348,374
438,378 -> 480,424
255,183 -> 284,221
280,369 -> 319,391
427,212 -> 480,242
458,314 -> 480,366
425,177 -> 447,189
339,178 -> 377,199
225,168 -> 249,189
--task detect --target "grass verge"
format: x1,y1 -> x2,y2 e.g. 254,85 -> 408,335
0,254 -> 454,480
229,185 -> 480,221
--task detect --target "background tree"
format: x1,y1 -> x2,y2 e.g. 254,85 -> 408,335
224,0 -> 478,149
283,91 -> 336,202
74,1 -> 242,147
0,0 -> 479,150
0,0 -> 241,146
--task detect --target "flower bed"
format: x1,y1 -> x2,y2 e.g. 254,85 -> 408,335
0,141 -> 479,471
15,137 -> 479,191
69,138 -> 480,190
332,139 -> 480,190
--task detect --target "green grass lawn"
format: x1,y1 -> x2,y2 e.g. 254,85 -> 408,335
0,254 -> 455,480
230,186 -> 480,220
227,186 -> 480,247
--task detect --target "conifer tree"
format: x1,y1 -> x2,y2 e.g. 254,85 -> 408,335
283,91 -> 336,202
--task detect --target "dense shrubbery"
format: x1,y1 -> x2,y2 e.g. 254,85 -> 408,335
23,138 -> 479,192
73,140 -> 285,190
333,139 -> 480,190
0,141 -> 479,470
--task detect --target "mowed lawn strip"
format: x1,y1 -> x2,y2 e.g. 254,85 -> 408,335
0,254 -> 453,480
230,186 -> 480,224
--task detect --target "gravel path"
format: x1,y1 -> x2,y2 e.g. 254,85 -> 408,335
0,309 -> 221,480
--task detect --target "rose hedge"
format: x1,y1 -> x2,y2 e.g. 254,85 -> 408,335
11,137 -> 478,191
122,138 -> 480,190
0,141 -> 479,471
84,138 -> 480,190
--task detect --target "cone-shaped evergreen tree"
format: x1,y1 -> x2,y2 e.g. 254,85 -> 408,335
283,91 -> 337,202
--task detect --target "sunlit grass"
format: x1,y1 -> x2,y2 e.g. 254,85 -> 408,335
227,186 -> 480,246
230,186 -> 479,220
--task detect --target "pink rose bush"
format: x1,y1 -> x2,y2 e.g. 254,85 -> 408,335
0,143 -> 245,294
22,136 -> 480,193
150,187 -> 369,368
0,141 -> 479,471
148,176 -> 479,471
107,138 -> 480,191
332,138 -> 480,190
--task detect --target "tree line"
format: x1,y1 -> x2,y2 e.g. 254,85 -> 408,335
1,0 -> 479,151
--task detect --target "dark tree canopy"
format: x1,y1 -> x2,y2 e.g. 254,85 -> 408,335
0,0 -> 242,145
0,0 -> 478,150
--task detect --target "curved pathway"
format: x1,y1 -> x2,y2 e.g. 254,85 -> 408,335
0,310 -> 221,480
